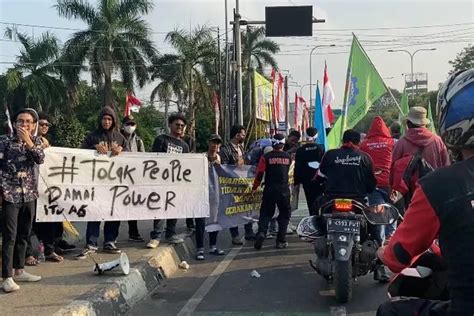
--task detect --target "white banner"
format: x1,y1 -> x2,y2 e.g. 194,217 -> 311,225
37,147 -> 209,222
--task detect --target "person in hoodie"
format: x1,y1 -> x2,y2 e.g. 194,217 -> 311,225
392,106 -> 450,171
76,106 -> 129,259
360,117 -> 395,240
120,115 -> 146,243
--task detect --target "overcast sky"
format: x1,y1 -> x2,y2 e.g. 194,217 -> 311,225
1,0 -> 473,109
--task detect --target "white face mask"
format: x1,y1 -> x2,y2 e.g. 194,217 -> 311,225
124,125 -> 136,134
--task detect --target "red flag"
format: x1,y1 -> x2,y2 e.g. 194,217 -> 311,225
322,62 -> 336,126
124,92 -> 142,117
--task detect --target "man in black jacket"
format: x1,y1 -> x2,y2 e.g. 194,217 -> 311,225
76,106 -> 128,259
253,134 -> 292,250
146,113 -> 189,249
317,129 -> 376,199
220,125 -> 256,245
294,127 -> 325,215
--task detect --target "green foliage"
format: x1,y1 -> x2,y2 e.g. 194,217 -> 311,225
50,114 -> 87,148
194,105 -> 214,152
134,105 -> 164,151
449,45 -> 474,74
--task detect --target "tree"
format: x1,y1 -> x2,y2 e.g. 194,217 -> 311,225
449,45 -> 474,74
55,0 -> 159,108
241,27 -> 280,73
151,26 -> 217,148
2,29 -> 66,114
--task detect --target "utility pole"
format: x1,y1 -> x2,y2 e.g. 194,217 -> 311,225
234,0 -> 243,125
224,0 -> 230,139
217,27 -> 223,134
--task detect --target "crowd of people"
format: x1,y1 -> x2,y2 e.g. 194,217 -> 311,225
0,69 -> 473,315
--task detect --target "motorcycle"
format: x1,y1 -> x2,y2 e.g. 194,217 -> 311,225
297,196 -> 399,303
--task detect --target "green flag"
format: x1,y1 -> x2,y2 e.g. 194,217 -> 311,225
327,34 -> 388,148
427,100 -> 437,134
399,93 -> 409,135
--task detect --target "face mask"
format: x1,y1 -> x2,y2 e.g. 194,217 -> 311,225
124,125 -> 136,134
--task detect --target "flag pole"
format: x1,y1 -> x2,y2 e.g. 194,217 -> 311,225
340,36 -> 355,141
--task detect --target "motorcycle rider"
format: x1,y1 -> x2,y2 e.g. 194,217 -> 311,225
315,129 -> 388,281
377,69 -> 474,315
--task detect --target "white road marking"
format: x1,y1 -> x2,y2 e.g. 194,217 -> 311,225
177,245 -> 243,316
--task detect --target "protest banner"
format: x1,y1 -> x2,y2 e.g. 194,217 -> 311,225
36,147 -> 209,222
206,164 -> 261,232
254,70 -> 273,122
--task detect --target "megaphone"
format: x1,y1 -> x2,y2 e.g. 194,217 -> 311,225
93,253 -> 130,275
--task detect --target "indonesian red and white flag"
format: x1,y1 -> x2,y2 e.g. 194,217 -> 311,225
294,94 -> 307,132
124,92 -> 142,117
322,61 -> 336,127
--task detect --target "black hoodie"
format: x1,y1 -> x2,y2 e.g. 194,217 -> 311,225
82,106 -> 128,151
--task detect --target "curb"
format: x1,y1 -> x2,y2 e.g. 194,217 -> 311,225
54,234 -> 196,316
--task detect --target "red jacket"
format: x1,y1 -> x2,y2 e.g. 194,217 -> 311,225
359,116 -> 394,187
391,127 -> 450,170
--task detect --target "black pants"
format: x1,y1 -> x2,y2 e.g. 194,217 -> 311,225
2,200 -> 35,278
194,218 -> 219,249
257,188 -> 291,243
229,222 -> 254,238
302,182 -> 322,216
128,220 -> 140,237
36,222 -> 63,255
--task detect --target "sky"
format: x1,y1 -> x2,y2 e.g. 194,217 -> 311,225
0,0 -> 473,110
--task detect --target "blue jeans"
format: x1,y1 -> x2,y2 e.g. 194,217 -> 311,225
86,221 -> 120,247
367,187 -> 396,242
150,219 -> 177,240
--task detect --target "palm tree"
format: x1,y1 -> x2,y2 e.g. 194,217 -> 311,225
149,26 -> 217,146
2,28 -> 66,113
55,0 -> 159,108
242,26 -> 280,73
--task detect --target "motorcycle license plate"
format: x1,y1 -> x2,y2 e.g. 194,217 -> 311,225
327,218 -> 360,234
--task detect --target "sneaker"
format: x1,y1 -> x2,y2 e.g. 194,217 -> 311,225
254,232 -> 266,250
103,242 -> 121,254
129,235 -> 145,242
146,239 -> 160,249
13,271 -> 41,282
196,250 -> 205,261
165,235 -> 184,244
276,241 -> 289,249
56,240 -> 76,253
231,237 -> 244,245
2,278 -> 20,292
75,246 -> 97,260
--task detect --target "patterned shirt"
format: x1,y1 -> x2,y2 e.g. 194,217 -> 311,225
0,134 -> 45,203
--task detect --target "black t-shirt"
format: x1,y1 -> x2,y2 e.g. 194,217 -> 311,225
152,134 -> 190,154
319,146 -> 376,197
294,143 -> 325,185
254,150 -> 291,192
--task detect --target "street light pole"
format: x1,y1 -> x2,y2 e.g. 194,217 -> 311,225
299,83 -> 317,99
309,44 -> 335,126
234,0 -> 243,125
388,48 -> 436,99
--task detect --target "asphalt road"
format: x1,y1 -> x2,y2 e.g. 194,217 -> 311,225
129,208 -> 390,316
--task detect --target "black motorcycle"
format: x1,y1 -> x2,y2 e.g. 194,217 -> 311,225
297,196 -> 399,303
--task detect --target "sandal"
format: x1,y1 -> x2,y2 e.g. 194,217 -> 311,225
25,256 -> 39,266
45,252 -> 64,263
195,251 -> 205,261
209,248 -> 225,256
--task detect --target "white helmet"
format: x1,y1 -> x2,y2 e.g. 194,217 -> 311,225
437,68 -> 474,148
296,216 -> 320,239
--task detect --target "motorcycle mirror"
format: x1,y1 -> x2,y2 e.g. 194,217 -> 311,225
362,203 -> 400,225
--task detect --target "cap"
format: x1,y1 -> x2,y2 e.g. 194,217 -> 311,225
122,115 -> 136,125
208,134 -> 222,143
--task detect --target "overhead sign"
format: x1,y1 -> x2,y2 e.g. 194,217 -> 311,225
36,147 -> 209,222
265,6 -> 313,37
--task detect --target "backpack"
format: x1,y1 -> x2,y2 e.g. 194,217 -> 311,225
391,147 -> 435,201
